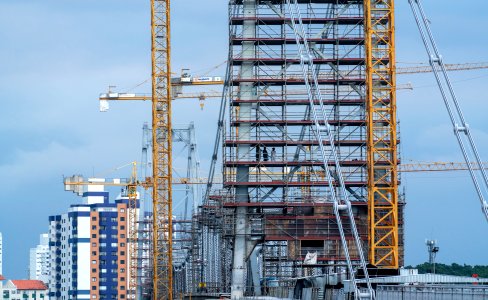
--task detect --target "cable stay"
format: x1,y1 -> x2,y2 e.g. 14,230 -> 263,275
285,0 -> 374,298
203,49 -> 231,205
409,0 -> 488,223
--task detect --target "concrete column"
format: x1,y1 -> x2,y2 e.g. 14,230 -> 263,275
231,0 -> 256,298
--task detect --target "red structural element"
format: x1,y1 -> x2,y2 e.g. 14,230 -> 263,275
231,37 -> 366,46
231,99 -> 370,106
230,16 -> 366,25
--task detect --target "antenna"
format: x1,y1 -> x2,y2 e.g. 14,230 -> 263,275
425,239 -> 440,274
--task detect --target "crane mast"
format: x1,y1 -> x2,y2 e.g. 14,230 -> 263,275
365,0 -> 400,269
151,0 -> 173,299
128,166 -> 139,299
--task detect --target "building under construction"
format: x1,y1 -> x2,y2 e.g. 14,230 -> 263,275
187,0 -> 404,297
79,0 -> 488,299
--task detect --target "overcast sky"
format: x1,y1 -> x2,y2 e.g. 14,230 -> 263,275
0,0 -> 487,279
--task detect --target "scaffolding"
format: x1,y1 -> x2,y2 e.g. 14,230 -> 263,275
188,0 -> 404,297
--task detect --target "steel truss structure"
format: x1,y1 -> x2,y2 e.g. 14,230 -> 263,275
136,123 -> 201,298
364,0 -> 400,269
151,0 -> 174,299
188,0 -> 403,297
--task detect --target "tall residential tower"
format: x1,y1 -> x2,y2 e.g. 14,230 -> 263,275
49,180 -> 139,300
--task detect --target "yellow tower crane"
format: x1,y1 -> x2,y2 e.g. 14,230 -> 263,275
398,161 -> 488,172
99,61 -> 488,111
364,0 -> 399,269
99,1 -> 174,298
150,1 -> 173,298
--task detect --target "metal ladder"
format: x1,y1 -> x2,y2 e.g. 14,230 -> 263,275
409,0 -> 488,223
285,0 -> 374,298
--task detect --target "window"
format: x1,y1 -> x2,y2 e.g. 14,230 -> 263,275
120,243 -> 125,247
120,208 -> 125,213
120,286 -> 125,290
91,216 -> 97,221
120,251 -> 125,256
92,268 -> 96,273
92,277 -> 97,282
92,286 -> 96,291
120,260 -> 125,264
120,217 -> 125,221
92,225 -> 96,230
120,277 -> 125,282
92,251 -> 97,256
92,260 -> 97,264
120,225 -> 125,230
92,234 -> 97,238
120,268 -> 125,273
120,234 -> 125,238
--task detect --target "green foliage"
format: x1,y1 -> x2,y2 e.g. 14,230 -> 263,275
406,263 -> 488,278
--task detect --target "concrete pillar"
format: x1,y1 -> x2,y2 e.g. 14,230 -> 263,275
231,0 -> 256,298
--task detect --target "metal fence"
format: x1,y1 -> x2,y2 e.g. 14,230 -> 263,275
377,285 -> 488,300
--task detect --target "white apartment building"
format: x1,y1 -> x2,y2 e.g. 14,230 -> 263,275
29,233 -> 50,283
49,180 -> 138,300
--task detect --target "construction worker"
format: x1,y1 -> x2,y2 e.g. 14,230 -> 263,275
271,147 -> 276,161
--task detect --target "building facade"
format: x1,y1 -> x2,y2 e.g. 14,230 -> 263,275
0,232 -> 3,276
1,279 -> 48,300
29,233 -> 50,283
49,180 -> 138,300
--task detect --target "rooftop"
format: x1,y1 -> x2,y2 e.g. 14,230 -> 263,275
11,280 -> 48,290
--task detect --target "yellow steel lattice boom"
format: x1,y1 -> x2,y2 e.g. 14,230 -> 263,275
151,0 -> 173,299
365,0 -> 399,269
